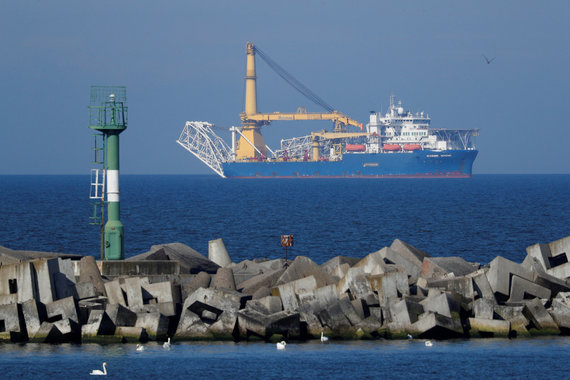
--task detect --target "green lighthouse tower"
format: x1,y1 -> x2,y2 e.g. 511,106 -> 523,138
88,86 -> 127,260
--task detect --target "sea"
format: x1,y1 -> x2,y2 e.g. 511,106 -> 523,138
0,174 -> 569,378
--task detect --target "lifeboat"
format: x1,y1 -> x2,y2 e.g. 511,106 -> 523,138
403,144 -> 422,151
383,144 -> 402,152
345,144 -> 366,152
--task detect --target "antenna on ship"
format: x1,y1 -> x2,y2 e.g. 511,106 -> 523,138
88,86 -> 128,260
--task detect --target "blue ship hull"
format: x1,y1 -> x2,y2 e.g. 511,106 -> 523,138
222,150 -> 478,178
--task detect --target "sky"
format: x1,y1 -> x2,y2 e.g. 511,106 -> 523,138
1,0 -> 568,175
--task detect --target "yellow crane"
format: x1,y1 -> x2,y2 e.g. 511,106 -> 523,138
235,42 -> 363,161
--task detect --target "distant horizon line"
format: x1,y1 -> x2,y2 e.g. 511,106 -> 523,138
1,173 -> 569,176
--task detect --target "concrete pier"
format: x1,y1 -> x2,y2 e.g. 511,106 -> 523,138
0,236 -> 569,343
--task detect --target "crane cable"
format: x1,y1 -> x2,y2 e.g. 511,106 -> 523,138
253,46 -> 335,113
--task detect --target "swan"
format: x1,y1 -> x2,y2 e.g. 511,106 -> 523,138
90,362 -> 107,376
276,341 -> 286,350
320,331 -> 328,342
136,344 -> 145,352
163,337 -> 171,349
425,340 -> 433,347
407,334 -> 413,340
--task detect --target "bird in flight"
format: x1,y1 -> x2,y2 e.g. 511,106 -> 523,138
482,54 -> 496,64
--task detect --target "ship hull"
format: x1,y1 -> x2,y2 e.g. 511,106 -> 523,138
222,150 -> 478,178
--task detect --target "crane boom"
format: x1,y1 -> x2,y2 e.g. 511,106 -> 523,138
241,111 -> 362,130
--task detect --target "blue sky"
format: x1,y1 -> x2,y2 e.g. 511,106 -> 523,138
1,1 -> 568,174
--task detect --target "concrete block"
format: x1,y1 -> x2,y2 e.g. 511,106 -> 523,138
106,303 -> 137,327
53,318 -> 81,342
468,269 -> 496,301
369,269 -> 409,306
115,326 -> 148,343
53,258 -> 77,300
180,287 -> 244,330
135,312 -> 169,341
0,303 -> 25,342
549,309 -> 570,332
273,276 -> 318,312
237,268 -> 285,295
21,299 -> 46,337
486,256 -> 534,300
212,267 -> 236,291
523,256 -> 570,296
208,310 -> 238,340
522,298 -> 560,335
144,281 -> 181,304
507,275 -> 551,303
81,310 -> 116,340
354,249 -> 390,276
46,296 -> 79,324
494,305 -> 530,337
387,299 -> 424,330
129,242 -> 219,274
320,256 -> 360,278
473,298 -> 495,319
124,277 -> 145,312
419,292 -> 460,319
208,238 -> 232,267
175,309 -> 212,340
79,256 -> 106,296
408,312 -> 464,339
337,267 -> 374,299
378,247 -> 422,283
423,257 -> 479,279
32,259 -> 59,304
237,309 -> 300,340
524,236 -> 570,279
276,256 -> 336,288
468,318 -> 510,338
75,282 -> 96,300
229,260 -> 266,284
0,261 -> 37,304
252,287 -> 271,300
316,299 -> 353,333
390,239 -> 430,268
426,277 -> 474,299
246,296 -> 282,315
183,272 -> 212,299
29,321 -> 62,343
104,279 -> 126,306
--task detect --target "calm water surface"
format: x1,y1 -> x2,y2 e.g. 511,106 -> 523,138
1,338 -> 569,379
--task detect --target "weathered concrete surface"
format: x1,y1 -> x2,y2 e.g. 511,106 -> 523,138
320,256 -> 360,280
369,268 -> 409,306
507,275 -> 551,303
494,305 -> 530,337
79,256 -> 107,297
486,256 -> 535,300
208,238 -> 232,267
104,279 -> 127,306
276,256 -> 336,288
408,312 -> 464,339
237,268 -> 285,295
81,310 -> 116,341
212,267 -> 236,291
46,296 -> 79,324
423,257 -> 479,279
468,317 -> 510,338
128,243 -> 220,274
183,272 -> 211,299
390,239 -> 431,268
522,298 -> 560,335
0,303 -> 25,342
135,312 -> 169,341
237,309 -> 300,339
106,303 -> 137,327
426,277 -> 474,299
115,326 -> 148,343
524,236 -> 570,279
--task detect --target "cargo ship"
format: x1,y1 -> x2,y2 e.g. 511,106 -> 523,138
177,43 -> 478,178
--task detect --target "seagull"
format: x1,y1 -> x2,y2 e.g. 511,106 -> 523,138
90,362 -> 108,376
163,337 -> 171,349
136,344 -> 145,352
276,341 -> 287,350
482,54 -> 495,64
320,331 -> 329,342
425,340 -> 433,347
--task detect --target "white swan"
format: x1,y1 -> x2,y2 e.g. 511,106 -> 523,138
425,340 -> 433,347
90,362 -> 107,376
276,341 -> 286,350
136,344 -> 145,352
407,334 -> 413,340
320,331 -> 328,342
163,337 -> 171,349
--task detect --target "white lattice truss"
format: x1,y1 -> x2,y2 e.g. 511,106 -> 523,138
177,121 -> 232,178
275,134 -> 313,159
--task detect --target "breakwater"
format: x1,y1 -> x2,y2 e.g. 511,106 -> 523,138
0,235 -> 569,343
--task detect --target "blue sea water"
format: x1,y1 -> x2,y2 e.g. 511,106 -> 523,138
0,174 -> 568,264
0,174 -> 569,378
